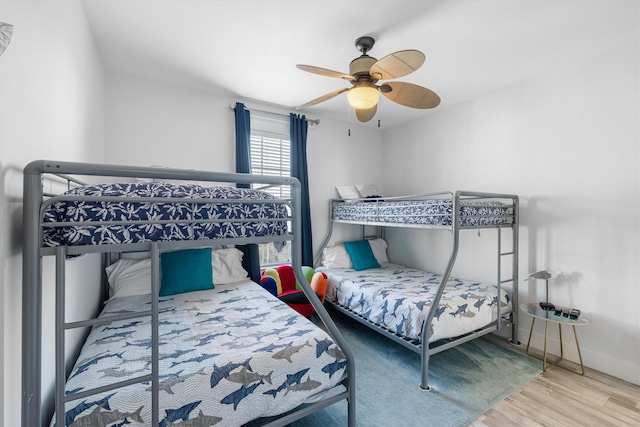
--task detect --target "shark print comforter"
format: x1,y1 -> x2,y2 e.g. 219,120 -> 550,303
56,280 -> 346,427
321,263 -> 512,343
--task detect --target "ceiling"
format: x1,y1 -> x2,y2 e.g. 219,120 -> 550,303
81,0 -> 637,129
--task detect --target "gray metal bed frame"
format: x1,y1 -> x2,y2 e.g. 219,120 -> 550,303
314,190 -> 519,391
22,160 -> 356,427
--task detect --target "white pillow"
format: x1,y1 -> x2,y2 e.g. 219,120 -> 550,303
335,185 -> 361,200
322,244 -> 353,269
355,184 -> 381,198
212,248 -> 248,284
368,238 -> 389,264
105,258 -> 152,300
105,247 -> 249,300
322,239 -> 388,269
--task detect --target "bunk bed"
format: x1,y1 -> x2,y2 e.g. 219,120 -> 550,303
22,160 -> 355,427
314,191 -> 519,391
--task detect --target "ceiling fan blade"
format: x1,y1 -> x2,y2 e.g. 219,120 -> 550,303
382,81 -> 440,109
0,22 -> 13,56
298,88 -> 350,108
369,50 -> 425,80
355,104 -> 377,123
296,64 -> 354,81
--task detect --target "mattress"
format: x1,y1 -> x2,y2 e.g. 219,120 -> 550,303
332,198 -> 512,227
57,281 -> 346,427
42,182 -> 288,247
320,263 -> 512,342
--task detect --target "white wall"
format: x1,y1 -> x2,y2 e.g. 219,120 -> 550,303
306,116 -> 385,255
0,1 -> 105,425
382,41 -> 639,384
104,72 -> 385,258
105,72 -> 236,172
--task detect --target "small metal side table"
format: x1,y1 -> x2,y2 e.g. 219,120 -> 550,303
519,302 -> 591,375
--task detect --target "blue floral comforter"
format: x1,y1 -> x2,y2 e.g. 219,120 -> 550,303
321,263 -> 512,342
43,182 -> 288,247
333,198 -> 511,227
57,281 -> 346,427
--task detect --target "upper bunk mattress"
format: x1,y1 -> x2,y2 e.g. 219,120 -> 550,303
42,182 -> 288,246
333,198 -> 512,227
57,280 -> 347,427
320,263 -> 512,343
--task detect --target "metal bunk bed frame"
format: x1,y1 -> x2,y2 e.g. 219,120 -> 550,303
314,190 -> 519,391
22,160 -> 356,427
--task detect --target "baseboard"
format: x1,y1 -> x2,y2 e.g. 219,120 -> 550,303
518,326 -> 640,386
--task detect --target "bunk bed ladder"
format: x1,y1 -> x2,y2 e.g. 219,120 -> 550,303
509,197 -> 520,344
53,244 -> 162,427
496,225 -> 507,330
496,199 -> 519,345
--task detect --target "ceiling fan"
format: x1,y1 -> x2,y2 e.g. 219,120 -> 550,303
296,36 -> 440,123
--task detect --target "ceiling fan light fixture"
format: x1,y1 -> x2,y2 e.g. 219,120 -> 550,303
347,85 -> 380,110
297,36 -> 440,115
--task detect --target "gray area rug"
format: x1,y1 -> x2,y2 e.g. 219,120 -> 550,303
287,308 -> 541,427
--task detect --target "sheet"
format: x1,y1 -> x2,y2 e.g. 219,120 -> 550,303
320,263 -> 512,342
43,182 -> 288,247
333,198 -> 512,227
58,281 -> 346,427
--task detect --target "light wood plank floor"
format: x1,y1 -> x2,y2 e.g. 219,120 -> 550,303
470,336 -> 640,426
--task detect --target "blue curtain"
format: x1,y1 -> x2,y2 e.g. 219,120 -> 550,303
290,113 -> 313,266
234,102 -> 251,184
234,102 -> 260,282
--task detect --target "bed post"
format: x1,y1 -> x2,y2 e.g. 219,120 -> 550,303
22,160 -> 44,427
312,199 -> 337,267
419,192 -> 461,391
510,196 -> 520,345
290,187 -> 356,427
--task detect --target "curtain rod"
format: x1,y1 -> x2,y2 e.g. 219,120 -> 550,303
229,103 -> 320,125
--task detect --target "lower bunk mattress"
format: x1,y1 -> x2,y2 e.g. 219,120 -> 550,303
319,263 -> 512,343
57,280 -> 347,427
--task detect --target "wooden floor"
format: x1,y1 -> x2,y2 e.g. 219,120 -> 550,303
470,336 -> 640,427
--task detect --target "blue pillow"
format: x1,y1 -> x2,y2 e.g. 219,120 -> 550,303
344,240 -> 381,271
160,248 -> 214,296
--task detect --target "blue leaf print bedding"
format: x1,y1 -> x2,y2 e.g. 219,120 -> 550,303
333,199 -> 512,227
320,263 -> 512,342
43,182 -> 288,247
56,281 -> 346,427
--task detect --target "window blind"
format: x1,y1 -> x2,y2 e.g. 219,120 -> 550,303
250,131 -> 291,200
249,129 -> 292,265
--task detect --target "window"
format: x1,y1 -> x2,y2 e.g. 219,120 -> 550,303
250,131 -> 290,199
250,117 -> 291,266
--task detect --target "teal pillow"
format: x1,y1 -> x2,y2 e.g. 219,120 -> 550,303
344,240 -> 380,271
160,248 -> 214,296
